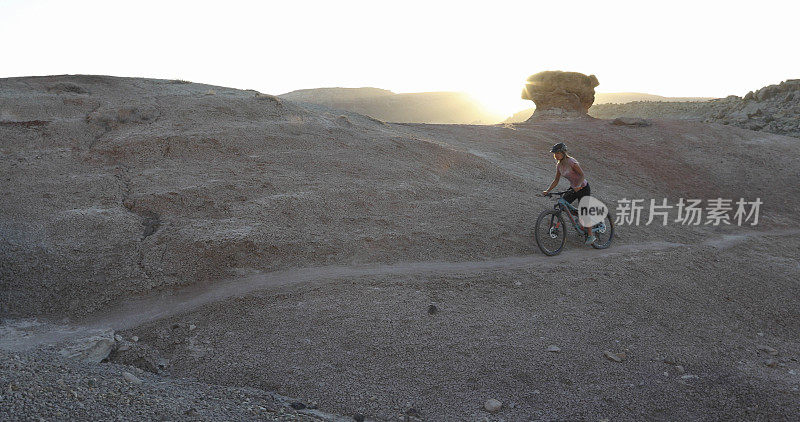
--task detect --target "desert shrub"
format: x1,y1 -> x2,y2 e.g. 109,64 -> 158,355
46,82 -> 89,94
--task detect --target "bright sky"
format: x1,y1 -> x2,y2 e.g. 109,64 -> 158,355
2,0 -> 798,116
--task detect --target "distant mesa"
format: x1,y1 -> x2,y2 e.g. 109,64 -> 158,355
278,87 -> 504,124
521,70 -> 599,119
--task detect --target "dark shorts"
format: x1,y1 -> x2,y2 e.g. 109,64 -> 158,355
564,183 -> 590,204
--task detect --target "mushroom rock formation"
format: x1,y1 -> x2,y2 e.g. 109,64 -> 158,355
521,71 -> 599,118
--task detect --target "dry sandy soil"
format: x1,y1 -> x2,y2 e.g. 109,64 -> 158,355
1,75 -> 798,421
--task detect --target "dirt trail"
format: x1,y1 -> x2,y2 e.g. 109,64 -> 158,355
3,228 -> 793,352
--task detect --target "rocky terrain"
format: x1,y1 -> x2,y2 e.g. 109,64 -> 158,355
588,79 -> 800,138
0,346 -> 326,421
1,75 -> 799,420
506,93 -> 712,124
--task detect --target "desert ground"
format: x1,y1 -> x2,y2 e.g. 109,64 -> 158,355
1,75 -> 798,421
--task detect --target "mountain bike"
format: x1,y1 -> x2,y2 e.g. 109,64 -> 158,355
534,190 -> 614,256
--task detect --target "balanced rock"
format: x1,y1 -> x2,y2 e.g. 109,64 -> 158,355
521,71 -> 599,118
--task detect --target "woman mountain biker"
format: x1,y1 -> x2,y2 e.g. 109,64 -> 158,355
541,142 -> 596,245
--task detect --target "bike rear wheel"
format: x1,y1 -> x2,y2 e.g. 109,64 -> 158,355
535,209 -> 567,256
590,212 -> 614,249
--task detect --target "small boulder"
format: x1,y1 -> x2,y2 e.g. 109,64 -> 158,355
604,351 -> 623,362
122,372 -> 142,384
546,345 -> 561,353
58,330 -> 116,363
756,345 -> 778,356
484,398 -> 502,413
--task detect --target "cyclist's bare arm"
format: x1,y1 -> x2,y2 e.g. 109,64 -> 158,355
542,171 -> 560,195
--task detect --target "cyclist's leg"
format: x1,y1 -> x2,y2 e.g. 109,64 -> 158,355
563,188 -> 577,210
578,184 -> 593,236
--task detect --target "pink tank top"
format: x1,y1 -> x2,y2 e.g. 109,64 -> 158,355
558,157 -> 587,189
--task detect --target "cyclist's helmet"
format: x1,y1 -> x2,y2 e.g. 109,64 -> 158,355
550,142 -> 567,153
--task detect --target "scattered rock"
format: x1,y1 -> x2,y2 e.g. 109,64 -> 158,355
681,374 -> 698,380
122,372 -> 142,384
58,331 -> 116,363
289,402 -> 306,410
675,365 -> 685,374
427,304 -> 438,315
612,117 -> 650,127
604,351 -> 623,362
114,334 -> 123,342
353,414 -> 365,422
757,345 -> 778,356
663,357 -> 677,365
405,407 -> 421,418
131,336 -> 139,342
546,345 -> 561,353
514,281 -> 522,286
189,324 -> 197,331
591,78 -> 800,139
765,359 -> 779,368
484,398 -> 502,413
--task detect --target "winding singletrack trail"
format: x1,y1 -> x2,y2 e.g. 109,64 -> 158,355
3,228 -> 794,352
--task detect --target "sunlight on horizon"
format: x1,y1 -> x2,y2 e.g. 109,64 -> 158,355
1,0 -> 798,118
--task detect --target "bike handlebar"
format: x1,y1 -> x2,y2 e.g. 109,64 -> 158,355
541,190 -> 571,198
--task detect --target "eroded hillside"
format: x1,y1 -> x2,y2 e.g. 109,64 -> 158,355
1,75 -> 797,319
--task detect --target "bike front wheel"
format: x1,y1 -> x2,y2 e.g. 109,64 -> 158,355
535,209 -> 567,256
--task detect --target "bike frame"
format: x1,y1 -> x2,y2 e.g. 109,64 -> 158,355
555,198 -> 587,235
548,194 -> 607,237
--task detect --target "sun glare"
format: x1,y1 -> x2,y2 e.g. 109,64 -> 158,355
469,81 -> 533,119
